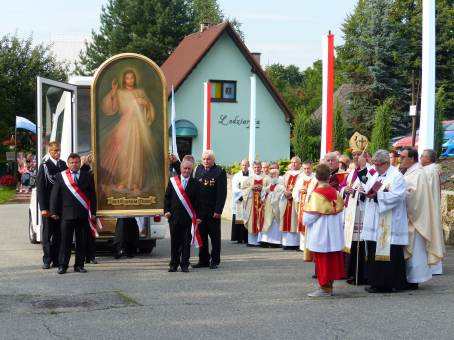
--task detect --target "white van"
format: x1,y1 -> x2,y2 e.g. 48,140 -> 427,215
28,76 -> 166,253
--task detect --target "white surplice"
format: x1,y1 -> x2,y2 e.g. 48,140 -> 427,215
303,212 -> 344,253
231,170 -> 250,221
362,165 -> 408,246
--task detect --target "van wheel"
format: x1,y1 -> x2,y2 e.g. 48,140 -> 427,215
29,212 -> 38,244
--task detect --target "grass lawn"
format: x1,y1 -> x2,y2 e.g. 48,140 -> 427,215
0,186 -> 16,204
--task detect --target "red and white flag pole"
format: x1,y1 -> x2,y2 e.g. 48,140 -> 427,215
203,81 -> 211,151
320,32 -> 334,159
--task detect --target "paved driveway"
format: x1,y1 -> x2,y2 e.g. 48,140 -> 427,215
0,203 -> 453,339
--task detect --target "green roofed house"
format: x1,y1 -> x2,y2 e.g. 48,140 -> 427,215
161,21 -> 293,165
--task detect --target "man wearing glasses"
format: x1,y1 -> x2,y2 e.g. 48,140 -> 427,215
362,150 -> 408,293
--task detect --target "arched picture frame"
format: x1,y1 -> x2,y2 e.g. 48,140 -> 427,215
91,53 -> 168,216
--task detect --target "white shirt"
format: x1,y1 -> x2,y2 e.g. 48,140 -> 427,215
181,176 -> 189,189
49,156 -> 58,167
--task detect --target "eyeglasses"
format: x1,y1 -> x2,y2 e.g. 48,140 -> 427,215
374,162 -> 388,167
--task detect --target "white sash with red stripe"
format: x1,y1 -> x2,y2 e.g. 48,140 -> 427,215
170,176 -> 202,248
61,169 -> 99,237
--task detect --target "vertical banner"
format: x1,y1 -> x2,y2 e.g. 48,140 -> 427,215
249,74 -> 257,167
170,85 -> 180,161
419,0 -> 436,152
203,81 -> 211,151
320,32 -> 334,159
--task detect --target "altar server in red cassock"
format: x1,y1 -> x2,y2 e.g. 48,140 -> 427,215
303,164 -> 345,297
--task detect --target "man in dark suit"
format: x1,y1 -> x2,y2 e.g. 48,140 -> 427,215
192,150 -> 227,269
36,142 -> 67,269
164,159 -> 201,272
80,153 -> 98,264
50,153 -> 96,274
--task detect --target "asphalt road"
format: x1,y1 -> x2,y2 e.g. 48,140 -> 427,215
0,203 -> 453,340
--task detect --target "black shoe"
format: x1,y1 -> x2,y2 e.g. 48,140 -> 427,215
191,262 -> 210,268
74,266 -> 87,273
126,253 -> 135,258
86,259 -> 98,264
114,250 -> 125,259
209,263 -> 219,270
180,266 -> 189,273
312,274 -> 317,279
406,282 -> 419,290
42,263 -> 51,270
57,267 -> 67,274
365,286 -> 391,293
168,266 -> 178,272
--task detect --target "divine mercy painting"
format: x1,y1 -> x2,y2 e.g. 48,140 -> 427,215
92,53 -> 168,216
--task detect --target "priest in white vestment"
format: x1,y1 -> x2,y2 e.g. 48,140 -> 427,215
242,161 -> 270,246
303,164 -> 345,297
280,157 -> 303,249
293,161 -> 315,251
362,150 -> 408,293
421,149 -> 445,275
340,150 -> 370,285
231,160 -> 250,244
400,147 -> 445,289
260,169 -> 285,246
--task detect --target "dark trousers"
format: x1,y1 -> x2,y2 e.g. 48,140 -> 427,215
42,216 -> 61,266
59,218 -> 87,269
365,241 -> 407,291
85,226 -> 96,261
114,218 -> 139,255
169,221 -> 191,267
231,214 -> 248,243
198,216 -> 221,265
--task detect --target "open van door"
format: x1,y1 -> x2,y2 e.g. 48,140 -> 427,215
29,77 -> 77,242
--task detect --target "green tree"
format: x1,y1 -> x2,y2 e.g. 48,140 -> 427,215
76,0 -> 244,75
435,86 -> 447,157
370,99 -> 393,153
338,0 -> 410,136
76,0 -> 195,74
333,100 -> 347,152
291,109 -> 321,162
265,63 -> 305,112
0,35 -> 67,142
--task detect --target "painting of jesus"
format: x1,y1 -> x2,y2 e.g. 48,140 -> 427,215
92,53 -> 168,216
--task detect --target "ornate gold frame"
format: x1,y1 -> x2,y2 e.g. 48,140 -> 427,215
91,53 -> 169,216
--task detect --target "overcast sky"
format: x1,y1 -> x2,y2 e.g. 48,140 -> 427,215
0,0 -> 357,70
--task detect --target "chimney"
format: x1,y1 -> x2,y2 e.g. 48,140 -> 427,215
200,22 -> 212,32
251,52 -> 261,65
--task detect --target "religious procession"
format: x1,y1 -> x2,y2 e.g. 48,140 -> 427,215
2,1 -> 454,338
227,133 -> 445,297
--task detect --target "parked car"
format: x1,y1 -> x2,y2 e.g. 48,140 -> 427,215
393,120 -> 454,149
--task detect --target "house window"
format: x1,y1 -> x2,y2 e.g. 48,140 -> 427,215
210,80 -> 237,102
